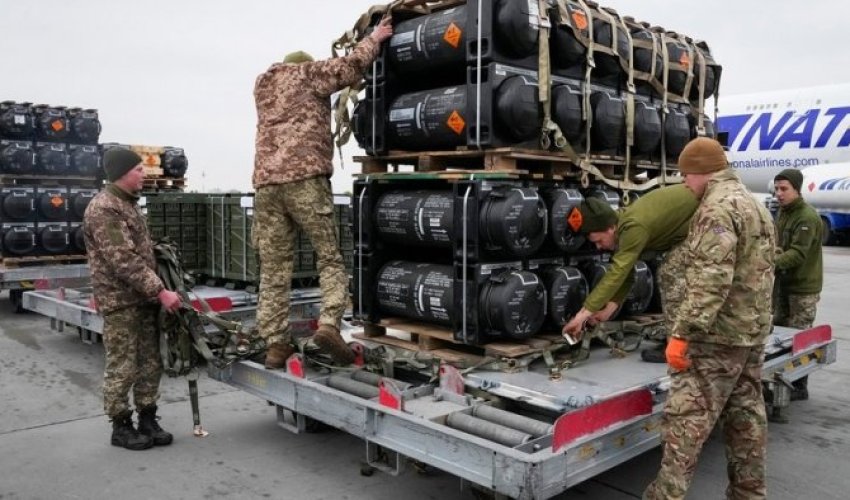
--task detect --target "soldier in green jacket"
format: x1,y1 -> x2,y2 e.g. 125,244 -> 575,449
772,168 -> 823,403
643,137 -> 776,500
562,185 -> 699,364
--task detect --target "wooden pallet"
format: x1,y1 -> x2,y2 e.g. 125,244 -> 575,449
352,317 -> 566,363
355,147 -> 679,183
1,254 -> 87,267
143,166 -> 164,177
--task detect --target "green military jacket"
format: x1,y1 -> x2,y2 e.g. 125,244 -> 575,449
672,169 -> 776,346
584,185 -> 699,312
775,197 -> 823,294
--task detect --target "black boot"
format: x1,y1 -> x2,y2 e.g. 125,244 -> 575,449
111,410 -> 153,450
137,405 -> 174,446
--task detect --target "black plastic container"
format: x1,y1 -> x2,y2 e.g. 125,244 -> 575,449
0,101 -> 34,140
33,105 -> 70,142
527,258 -> 588,328
67,187 -> 98,222
1,223 -> 37,256
68,144 -> 101,176
37,223 -> 70,255
161,147 -> 188,178
0,140 -> 35,175
34,142 -> 70,175
67,108 -> 101,145
538,185 -> 585,253
36,187 -> 68,222
0,186 -> 36,222
69,222 -> 86,254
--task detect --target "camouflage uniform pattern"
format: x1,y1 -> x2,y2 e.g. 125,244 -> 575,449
102,305 -> 162,417
657,241 -> 689,327
644,342 -> 768,500
774,292 -> 819,329
253,177 -> 347,344
83,184 -> 165,417
645,169 -> 776,500
252,37 -> 379,189
83,184 -> 163,314
672,169 -> 776,346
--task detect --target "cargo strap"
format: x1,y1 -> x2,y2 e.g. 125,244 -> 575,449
331,0 -> 451,159
540,1 -> 661,193
154,239 -> 266,435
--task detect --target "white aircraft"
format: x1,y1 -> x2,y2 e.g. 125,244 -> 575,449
717,83 -> 850,243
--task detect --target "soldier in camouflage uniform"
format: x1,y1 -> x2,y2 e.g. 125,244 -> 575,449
562,186 -> 699,364
251,17 -> 393,368
83,149 -> 182,450
772,168 -> 823,405
643,138 -> 776,500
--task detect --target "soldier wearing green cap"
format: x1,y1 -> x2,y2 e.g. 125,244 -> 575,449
562,185 -> 699,365
771,168 -> 823,407
251,16 -> 393,369
83,147 -> 182,450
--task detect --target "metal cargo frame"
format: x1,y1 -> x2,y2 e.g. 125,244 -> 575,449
20,288 -> 838,499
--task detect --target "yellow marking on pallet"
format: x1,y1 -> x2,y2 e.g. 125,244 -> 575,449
578,444 -> 598,461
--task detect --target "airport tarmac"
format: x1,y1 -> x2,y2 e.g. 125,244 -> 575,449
1,246 -> 849,499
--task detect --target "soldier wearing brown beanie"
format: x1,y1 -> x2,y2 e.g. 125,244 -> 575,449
645,136 -> 776,499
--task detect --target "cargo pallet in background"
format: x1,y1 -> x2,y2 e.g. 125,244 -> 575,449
1,254 -> 87,267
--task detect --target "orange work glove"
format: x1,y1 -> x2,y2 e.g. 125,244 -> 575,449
665,337 -> 691,372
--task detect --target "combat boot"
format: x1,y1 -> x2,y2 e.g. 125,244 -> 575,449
640,343 -> 666,363
137,405 -> 173,446
111,410 -> 153,450
313,324 -> 355,365
265,341 -> 296,370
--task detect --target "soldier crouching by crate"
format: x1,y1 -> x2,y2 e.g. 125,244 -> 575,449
561,185 -> 699,359
83,148 -> 182,450
250,17 -> 392,368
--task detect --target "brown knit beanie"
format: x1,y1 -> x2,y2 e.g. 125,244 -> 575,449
576,198 -> 619,233
775,168 -> 804,193
678,137 -> 728,174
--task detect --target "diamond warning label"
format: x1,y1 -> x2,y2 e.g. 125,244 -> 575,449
446,110 -> 465,135
443,22 -> 462,49
567,207 -> 583,232
51,120 -> 64,132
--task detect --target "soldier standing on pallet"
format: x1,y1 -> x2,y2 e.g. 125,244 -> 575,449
83,149 -> 182,450
771,168 -> 823,409
561,185 -> 699,364
643,137 -> 776,500
251,17 -> 393,368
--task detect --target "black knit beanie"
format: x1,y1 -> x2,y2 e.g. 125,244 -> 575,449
103,148 -> 142,182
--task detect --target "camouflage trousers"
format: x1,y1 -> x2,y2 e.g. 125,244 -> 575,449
643,342 -> 767,500
773,290 -> 819,329
656,242 -> 689,333
253,176 -> 347,345
102,305 -> 162,418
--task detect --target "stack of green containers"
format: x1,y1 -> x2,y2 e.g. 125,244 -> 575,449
142,192 -> 353,284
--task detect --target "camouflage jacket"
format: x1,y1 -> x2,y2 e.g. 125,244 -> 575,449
584,185 -> 699,312
83,184 -> 163,314
252,37 -> 380,189
672,169 -> 776,346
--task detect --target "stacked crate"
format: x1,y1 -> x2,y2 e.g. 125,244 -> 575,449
104,143 -> 189,192
0,100 -> 102,263
143,192 -> 353,284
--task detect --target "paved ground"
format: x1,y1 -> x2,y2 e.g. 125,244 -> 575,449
1,246 -> 849,499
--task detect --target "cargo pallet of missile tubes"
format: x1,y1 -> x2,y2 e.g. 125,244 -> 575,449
20,285 -> 837,499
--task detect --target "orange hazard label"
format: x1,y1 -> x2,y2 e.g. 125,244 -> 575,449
446,110 -> 465,135
50,196 -> 64,208
443,22 -> 462,49
51,120 -> 64,132
571,11 -> 588,31
567,207 -> 583,232
678,52 -> 690,69
143,154 -> 157,166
